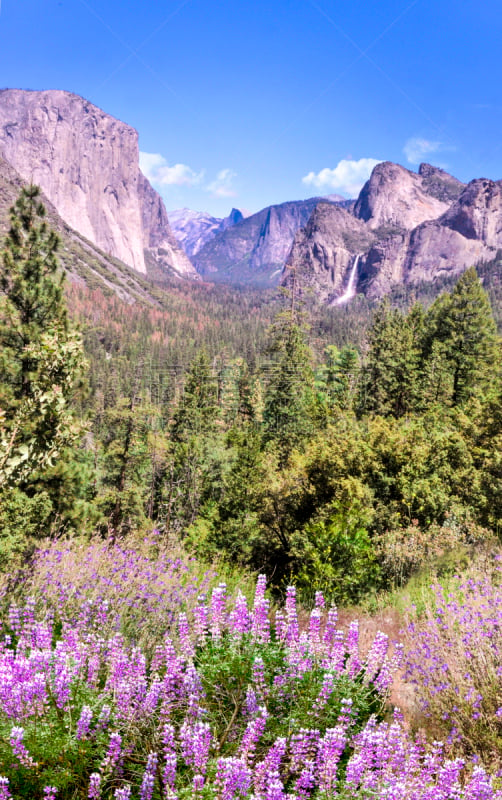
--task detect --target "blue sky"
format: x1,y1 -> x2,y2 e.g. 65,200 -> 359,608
1,0 -> 502,216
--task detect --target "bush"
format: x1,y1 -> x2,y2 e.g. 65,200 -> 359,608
405,561 -> 502,767
291,502 -> 381,606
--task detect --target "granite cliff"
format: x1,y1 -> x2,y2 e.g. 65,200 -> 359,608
0,88 -> 196,279
283,161 -> 502,303
0,154 -> 167,305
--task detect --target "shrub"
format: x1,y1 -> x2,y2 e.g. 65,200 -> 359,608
405,561 -> 502,766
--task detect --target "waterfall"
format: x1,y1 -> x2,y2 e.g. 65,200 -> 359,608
333,254 -> 361,305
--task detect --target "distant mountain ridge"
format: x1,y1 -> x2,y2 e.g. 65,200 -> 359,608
168,207 -> 249,257
0,153 -> 167,305
189,196 -> 349,287
1,88 -> 500,304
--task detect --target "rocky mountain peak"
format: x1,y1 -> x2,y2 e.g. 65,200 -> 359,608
354,161 -> 450,230
281,160 -> 501,302
283,201 -> 376,303
441,178 -> 502,243
0,88 -> 196,279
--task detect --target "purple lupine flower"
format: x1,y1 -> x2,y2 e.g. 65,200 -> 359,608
180,721 -> 212,775
76,705 -> 93,740
252,657 -> 267,698
101,732 -> 122,772
178,613 -> 194,660
215,757 -> 252,800
140,752 -> 158,800
346,620 -> 361,677
88,773 -> 101,800
113,788 -> 131,800
229,592 -> 251,637
464,766 -> 497,800
239,708 -> 268,763
328,629 -> 345,673
43,788 -> 58,800
285,586 -> 299,644
10,726 -> 36,768
316,725 -> 347,794
252,577 -> 270,643
0,778 -> 11,800
337,697 -> 355,730
308,609 -> 322,651
210,584 -> 227,640
193,594 -> 209,642
295,759 -> 316,799
243,686 -> 259,717
363,631 -> 389,685
253,737 -> 287,796
310,672 -> 335,716
290,728 -> 320,773
264,776 -> 286,800
254,575 -> 267,604
274,610 -> 286,641
323,606 -> 338,647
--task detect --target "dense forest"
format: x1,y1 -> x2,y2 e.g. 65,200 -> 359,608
2,186 -> 502,605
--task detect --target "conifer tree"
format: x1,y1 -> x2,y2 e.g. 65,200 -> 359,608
360,300 -> 424,417
263,303 -> 315,464
423,267 -> 500,406
0,186 -> 85,486
0,186 -> 87,551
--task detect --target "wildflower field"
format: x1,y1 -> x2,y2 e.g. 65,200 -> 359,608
0,536 -> 501,800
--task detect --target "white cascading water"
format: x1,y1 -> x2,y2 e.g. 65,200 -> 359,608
333,253 -> 361,305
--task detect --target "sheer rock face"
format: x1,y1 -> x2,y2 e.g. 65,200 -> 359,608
137,173 -> 196,277
281,160 -> 502,302
354,161 -> 450,230
0,88 -> 196,278
283,203 -> 375,303
0,155 -> 170,305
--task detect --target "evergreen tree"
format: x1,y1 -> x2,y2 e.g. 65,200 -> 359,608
423,267 -> 500,406
263,306 -> 315,464
360,300 -> 424,417
0,186 -> 87,551
163,350 -> 223,533
0,186 -> 85,486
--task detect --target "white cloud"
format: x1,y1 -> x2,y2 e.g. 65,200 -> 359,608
139,151 -> 204,187
206,168 -> 237,198
302,158 -> 382,197
403,137 -> 443,165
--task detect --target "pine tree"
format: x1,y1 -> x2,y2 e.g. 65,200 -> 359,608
360,300 -> 424,417
163,350 -> 223,533
424,267 -> 500,406
263,306 -> 315,464
0,186 -> 87,551
0,186 -> 85,486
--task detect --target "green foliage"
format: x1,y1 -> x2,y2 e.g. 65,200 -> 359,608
263,307 -> 315,463
292,502 -> 381,606
0,487 -> 52,566
195,631 -> 384,757
424,267 -> 500,405
0,186 -> 87,541
359,299 -> 424,417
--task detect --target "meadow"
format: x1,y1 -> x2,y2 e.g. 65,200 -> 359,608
0,533 -> 501,800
